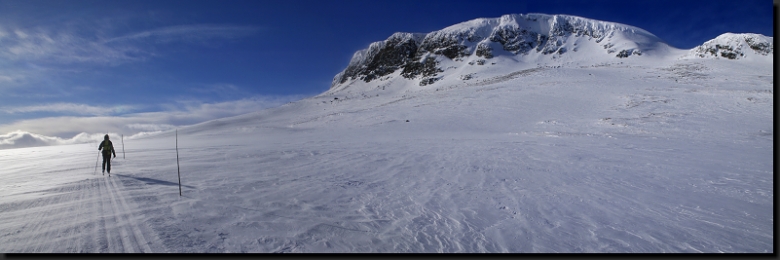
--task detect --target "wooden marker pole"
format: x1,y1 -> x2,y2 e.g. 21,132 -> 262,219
176,129 -> 182,196
121,134 -> 126,159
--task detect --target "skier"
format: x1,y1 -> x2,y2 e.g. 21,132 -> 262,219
98,134 -> 117,174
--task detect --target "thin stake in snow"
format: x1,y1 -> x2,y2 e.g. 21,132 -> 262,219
121,134 -> 125,159
176,129 -> 182,196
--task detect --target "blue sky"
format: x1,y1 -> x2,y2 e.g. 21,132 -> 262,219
0,0 -> 773,143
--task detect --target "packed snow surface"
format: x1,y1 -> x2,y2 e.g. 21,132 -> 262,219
0,53 -> 773,252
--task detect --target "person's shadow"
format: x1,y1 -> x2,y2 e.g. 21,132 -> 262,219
116,174 -> 195,188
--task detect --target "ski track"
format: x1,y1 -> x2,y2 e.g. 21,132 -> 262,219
0,162 -> 167,253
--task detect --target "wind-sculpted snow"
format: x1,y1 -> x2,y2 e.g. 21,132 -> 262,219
0,55 -> 772,252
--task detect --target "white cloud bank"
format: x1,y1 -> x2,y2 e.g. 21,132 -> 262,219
0,130 -> 112,150
0,95 -> 305,150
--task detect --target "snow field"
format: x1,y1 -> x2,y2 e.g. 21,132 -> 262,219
0,58 -> 772,252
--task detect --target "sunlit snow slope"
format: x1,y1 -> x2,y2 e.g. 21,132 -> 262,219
0,13 -> 773,253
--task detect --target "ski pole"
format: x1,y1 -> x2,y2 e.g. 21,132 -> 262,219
94,151 -> 100,175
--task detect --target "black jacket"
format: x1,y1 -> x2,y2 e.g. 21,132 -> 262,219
99,140 -> 116,156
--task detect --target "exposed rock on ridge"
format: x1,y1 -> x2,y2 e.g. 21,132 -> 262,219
332,13 -> 668,88
332,13 -> 772,89
331,32 -> 425,87
685,33 -> 773,60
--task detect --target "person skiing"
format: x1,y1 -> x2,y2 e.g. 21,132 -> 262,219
98,134 -> 117,174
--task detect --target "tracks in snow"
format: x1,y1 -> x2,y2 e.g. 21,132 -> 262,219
100,175 -> 166,253
0,174 -> 167,253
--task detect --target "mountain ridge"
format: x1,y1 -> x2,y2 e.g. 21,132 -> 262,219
331,13 -> 773,89
683,33 -> 773,60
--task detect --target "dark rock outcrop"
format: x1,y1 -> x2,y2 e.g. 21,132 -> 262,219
333,33 -> 424,86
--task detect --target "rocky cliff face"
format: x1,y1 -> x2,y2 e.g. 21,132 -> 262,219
331,32 -> 425,87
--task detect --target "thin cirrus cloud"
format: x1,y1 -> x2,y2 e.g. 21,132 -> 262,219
0,23 -> 261,92
0,24 -> 259,65
0,27 -> 143,65
1,103 -> 138,116
103,24 -> 259,44
0,75 -> 15,82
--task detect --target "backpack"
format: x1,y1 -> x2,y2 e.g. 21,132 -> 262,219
102,140 -> 112,152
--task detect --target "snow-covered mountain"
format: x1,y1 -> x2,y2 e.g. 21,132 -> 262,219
682,33 -> 773,61
331,13 -> 771,90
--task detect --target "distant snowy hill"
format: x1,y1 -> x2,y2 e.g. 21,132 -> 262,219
682,33 -> 773,61
330,13 -> 772,90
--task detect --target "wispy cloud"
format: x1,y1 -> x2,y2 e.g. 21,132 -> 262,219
126,123 -> 176,132
190,83 -> 250,100
0,22 -> 261,97
0,24 -> 258,66
0,26 -> 146,65
0,75 -> 14,82
103,24 -> 259,44
1,103 -> 139,116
